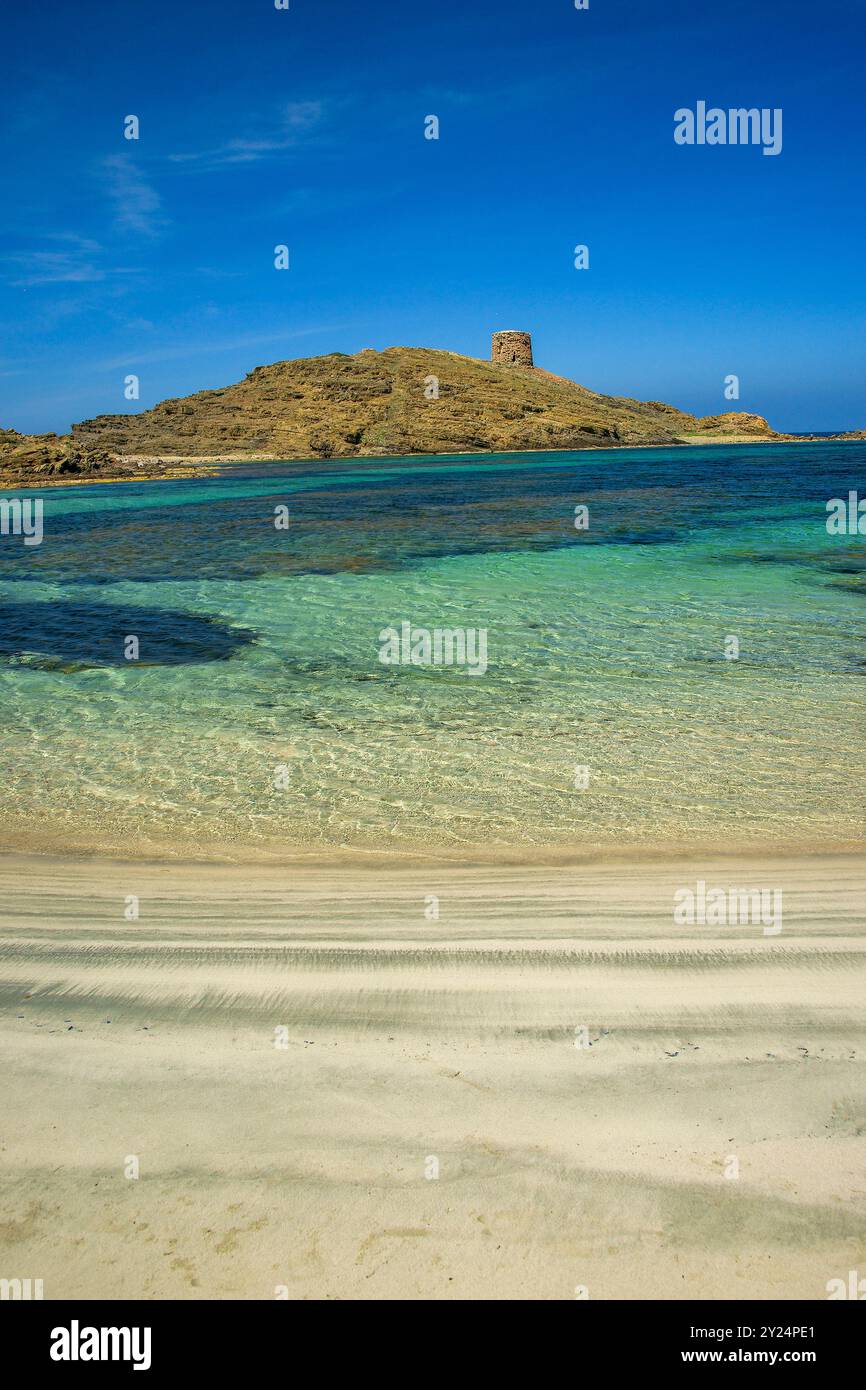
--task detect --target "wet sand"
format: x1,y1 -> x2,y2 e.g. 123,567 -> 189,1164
1,851 -> 864,1300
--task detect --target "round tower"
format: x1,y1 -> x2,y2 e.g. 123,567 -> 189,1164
491,330 -> 533,368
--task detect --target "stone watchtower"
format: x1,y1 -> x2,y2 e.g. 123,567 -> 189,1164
491,330 -> 533,368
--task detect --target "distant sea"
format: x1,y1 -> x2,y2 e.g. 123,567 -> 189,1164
1,441 -> 864,861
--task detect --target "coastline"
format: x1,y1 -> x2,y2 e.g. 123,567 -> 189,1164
1,829 -> 864,869
2,432 -> 864,490
0,457 -> 223,491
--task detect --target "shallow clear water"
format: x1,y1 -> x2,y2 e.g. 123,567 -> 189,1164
1,442 -> 864,860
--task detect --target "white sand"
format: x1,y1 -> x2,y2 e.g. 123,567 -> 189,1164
1,851 -> 864,1300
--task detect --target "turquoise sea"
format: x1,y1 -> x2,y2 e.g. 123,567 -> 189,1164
1,442 -> 864,861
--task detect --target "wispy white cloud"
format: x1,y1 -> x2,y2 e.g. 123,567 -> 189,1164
102,155 -> 167,237
194,266 -> 246,280
94,323 -> 344,371
2,234 -> 105,288
167,100 -> 327,169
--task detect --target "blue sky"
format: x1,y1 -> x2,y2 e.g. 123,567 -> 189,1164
1,0 -> 864,434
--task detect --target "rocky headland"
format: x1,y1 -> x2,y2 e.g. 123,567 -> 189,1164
1,338 -> 856,489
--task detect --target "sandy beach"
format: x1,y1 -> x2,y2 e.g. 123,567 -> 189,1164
1,850 -> 863,1300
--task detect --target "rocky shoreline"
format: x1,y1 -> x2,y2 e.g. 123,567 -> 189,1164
3,431 -> 864,491
0,428 -> 221,489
